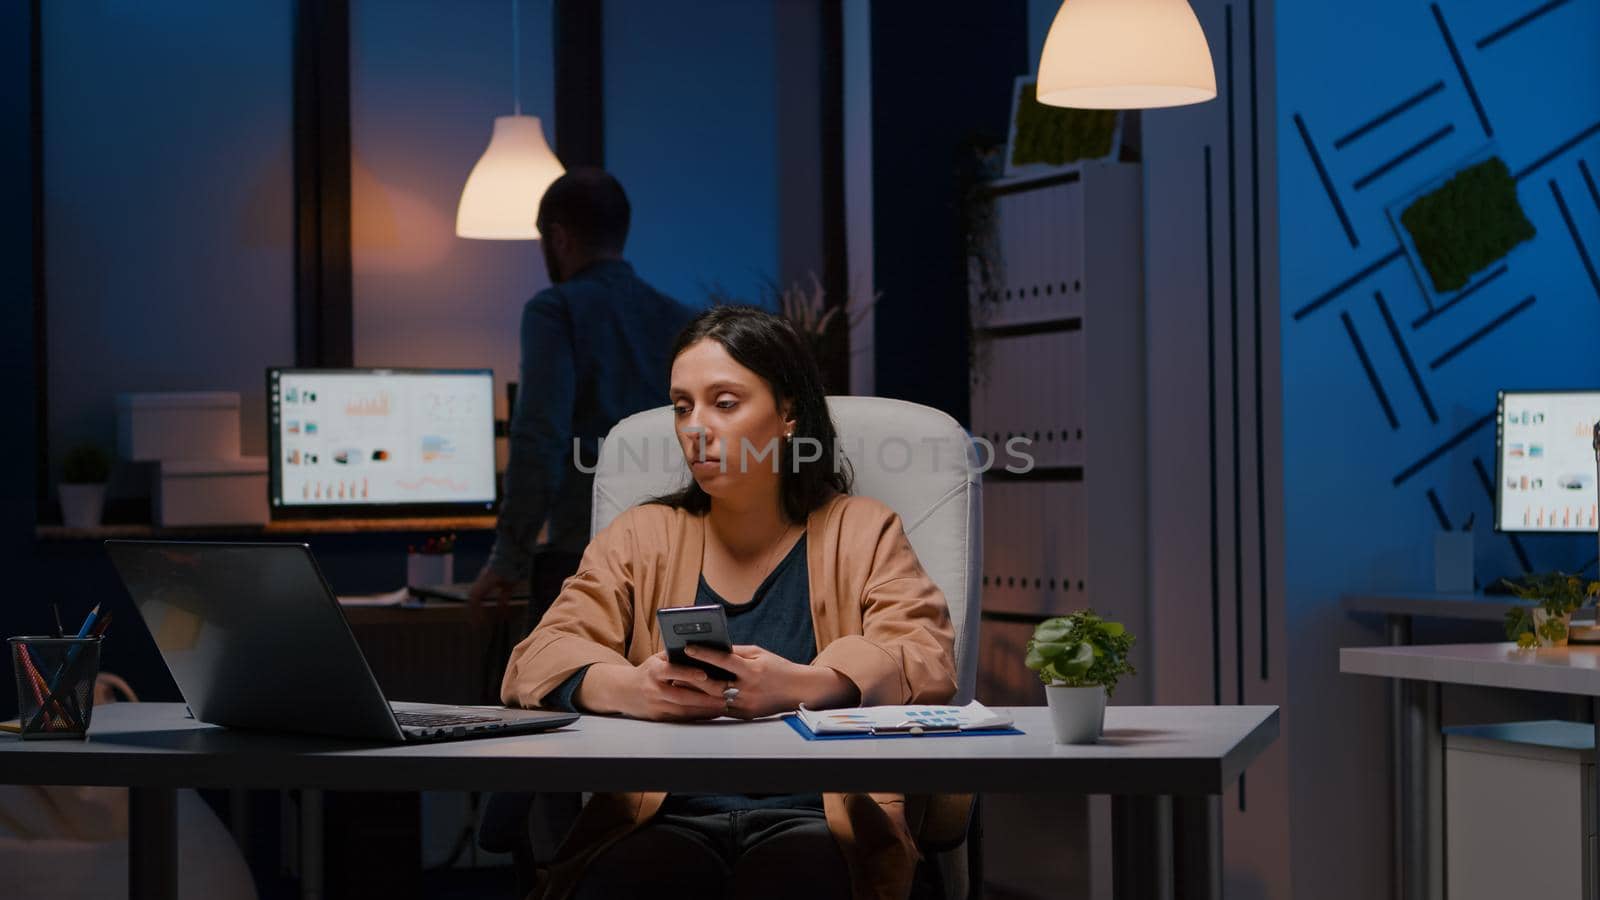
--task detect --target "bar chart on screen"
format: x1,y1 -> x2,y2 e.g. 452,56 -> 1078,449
270,369 -> 497,510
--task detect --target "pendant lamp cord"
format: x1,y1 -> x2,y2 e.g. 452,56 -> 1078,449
511,0 -> 522,116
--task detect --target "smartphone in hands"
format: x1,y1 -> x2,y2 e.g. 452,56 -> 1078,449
656,604 -> 736,681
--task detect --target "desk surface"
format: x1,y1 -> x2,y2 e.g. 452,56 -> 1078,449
1340,592 -> 1532,622
1341,642 -> 1600,695
0,703 -> 1278,797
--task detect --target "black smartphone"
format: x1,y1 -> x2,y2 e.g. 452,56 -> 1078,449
657,604 -> 736,681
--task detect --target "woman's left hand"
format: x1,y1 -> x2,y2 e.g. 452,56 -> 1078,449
683,644 -> 857,719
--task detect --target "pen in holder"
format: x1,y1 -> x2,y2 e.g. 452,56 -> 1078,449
9,636 -> 103,739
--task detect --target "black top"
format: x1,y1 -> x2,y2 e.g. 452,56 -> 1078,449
487,259 -> 696,575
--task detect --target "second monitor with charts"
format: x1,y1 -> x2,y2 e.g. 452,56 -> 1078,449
269,368 -> 497,517
1496,389 -> 1600,532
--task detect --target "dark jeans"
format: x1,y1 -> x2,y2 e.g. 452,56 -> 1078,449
571,809 -> 852,900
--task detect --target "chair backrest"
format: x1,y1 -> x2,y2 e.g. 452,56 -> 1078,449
591,396 -> 983,703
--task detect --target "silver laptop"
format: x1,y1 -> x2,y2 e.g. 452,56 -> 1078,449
106,540 -> 576,742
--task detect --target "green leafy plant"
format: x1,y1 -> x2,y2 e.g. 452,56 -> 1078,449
1024,609 -> 1137,695
1400,157 -> 1535,293
703,274 -> 878,395
1011,83 -> 1118,168
1502,571 -> 1600,649
61,444 -> 112,485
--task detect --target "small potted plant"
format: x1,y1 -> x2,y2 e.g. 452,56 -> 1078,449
1025,609 -> 1136,744
1503,571 -> 1600,649
59,443 -> 113,529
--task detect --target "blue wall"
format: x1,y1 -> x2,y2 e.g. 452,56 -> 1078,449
350,0 -> 554,430
43,2 -> 295,469
1278,3 -> 1600,895
869,2 -> 1026,420
603,0 -> 781,309
1280,0 -> 1600,597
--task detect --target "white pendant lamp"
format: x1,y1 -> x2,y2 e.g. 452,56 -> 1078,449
456,0 -> 564,240
1036,0 -> 1217,110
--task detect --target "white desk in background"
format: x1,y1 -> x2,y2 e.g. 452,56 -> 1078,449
1340,591 -> 1540,900
1341,642 -> 1600,900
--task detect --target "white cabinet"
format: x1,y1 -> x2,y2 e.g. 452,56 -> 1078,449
1444,721 -> 1595,900
968,160 -> 1146,703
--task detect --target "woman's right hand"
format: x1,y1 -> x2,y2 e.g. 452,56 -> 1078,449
577,653 -> 728,721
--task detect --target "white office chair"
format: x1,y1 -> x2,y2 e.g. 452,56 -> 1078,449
591,395 -> 984,896
592,395 -> 982,700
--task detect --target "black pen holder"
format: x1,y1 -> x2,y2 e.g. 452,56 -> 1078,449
9,636 -> 102,740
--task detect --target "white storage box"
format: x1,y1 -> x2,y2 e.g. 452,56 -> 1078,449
156,457 -> 268,527
117,392 -> 241,462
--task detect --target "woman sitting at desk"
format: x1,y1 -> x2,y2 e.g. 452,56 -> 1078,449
501,305 -> 957,900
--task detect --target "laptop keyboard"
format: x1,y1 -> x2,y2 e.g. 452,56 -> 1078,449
394,711 -> 502,728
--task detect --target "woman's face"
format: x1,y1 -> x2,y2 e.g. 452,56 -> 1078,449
669,338 -> 794,503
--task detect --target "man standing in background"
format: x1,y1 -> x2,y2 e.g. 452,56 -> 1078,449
468,168 -> 693,631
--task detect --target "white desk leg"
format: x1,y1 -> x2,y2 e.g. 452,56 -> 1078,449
130,786 -> 178,900
301,789 -> 324,900
1172,795 -> 1221,900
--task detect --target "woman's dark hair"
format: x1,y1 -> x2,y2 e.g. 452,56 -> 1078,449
650,305 -> 852,522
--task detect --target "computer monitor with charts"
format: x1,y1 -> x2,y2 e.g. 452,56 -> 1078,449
1496,389 -> 1600,532
268,368 -> 497,518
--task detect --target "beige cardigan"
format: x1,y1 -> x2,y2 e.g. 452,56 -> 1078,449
501,492 -> 958,900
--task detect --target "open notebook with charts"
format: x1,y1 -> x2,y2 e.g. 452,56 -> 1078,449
788,701 -> 1020,740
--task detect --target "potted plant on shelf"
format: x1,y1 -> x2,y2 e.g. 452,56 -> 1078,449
1025,609 -> 1137,744
1502,572 -> 1600,649
59,443 -> 112,529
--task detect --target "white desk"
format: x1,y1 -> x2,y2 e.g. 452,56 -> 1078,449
0,702 -> 1279,900
1341,642 -> 1600,900
1342,643 -> 1600,695
1340,593 -> 1538,900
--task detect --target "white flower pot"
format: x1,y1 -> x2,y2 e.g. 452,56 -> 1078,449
406,551 -> 454,587
59,483 -> 106,529
1045,684 -> 1107,744
1532,609 -> 1573,648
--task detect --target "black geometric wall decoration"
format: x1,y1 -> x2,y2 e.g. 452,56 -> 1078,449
1335,81 -> 1445,150
1374,291 -> 1437,423
1293,112 -> 1358,248
1427,294 -> 1536,369
1354,124 -> 1454,192
1476,0 -> 1575,50
1340,311 -> 1399,429
1393,413 -> 1494,486
1431,3 -> 1492,137
1550,178 -> 1600,301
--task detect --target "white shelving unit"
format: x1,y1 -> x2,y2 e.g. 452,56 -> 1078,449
968,160 -> 1148,706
